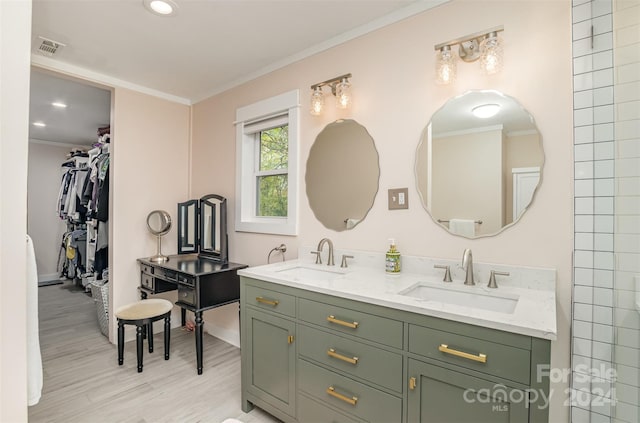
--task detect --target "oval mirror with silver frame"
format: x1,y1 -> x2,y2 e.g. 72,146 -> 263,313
147,209 -> 172,262
306,119 -> 380,231
415,90 -> 544,238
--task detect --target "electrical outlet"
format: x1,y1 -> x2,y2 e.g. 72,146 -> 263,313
388,188 -> 409,210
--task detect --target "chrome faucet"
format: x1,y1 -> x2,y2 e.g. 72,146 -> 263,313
461,248 -> 475,285
317,238 -> 335,266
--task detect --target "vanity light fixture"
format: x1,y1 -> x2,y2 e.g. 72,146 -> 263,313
436,45 -> 456,85
32,122 -> 46,127
310,86 -> 324,116
309,73 -> 352,115
479,31 -> 503,75
51,102 -> 67,108
434,26 -> 504,84
472,104 -> 501,119
143,0 -> 178,16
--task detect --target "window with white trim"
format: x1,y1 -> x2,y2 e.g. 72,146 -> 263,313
235,90 -> 299,235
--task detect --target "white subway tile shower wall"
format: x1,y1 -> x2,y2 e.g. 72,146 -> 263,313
572,0 -> 640,421
572,0 -> 614,420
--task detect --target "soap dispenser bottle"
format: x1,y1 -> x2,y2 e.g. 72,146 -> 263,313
385,239 -> 401,274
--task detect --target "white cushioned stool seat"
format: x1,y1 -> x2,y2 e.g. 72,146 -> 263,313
115,299 -> 173,320
116,298 -> 173,373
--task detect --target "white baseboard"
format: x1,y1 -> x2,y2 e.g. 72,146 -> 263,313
38,272 -> 60,282
205,324 -> 240,348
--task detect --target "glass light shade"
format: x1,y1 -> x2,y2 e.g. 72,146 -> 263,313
143,0 -> 178,16
335,78 -> 352,109
480,33 -> 503,75
310,87 -> 324,116
150,0 -> 173,14
472,104 -> 501,118
436,46 -> 456,85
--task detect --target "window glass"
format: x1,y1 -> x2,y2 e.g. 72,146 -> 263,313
259,125 -> 288,171
256,124 -> 288,217
257,174 -> 288,217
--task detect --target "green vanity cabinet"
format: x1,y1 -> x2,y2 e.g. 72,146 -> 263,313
407,358 -> 529,423
240,276 -> 551,423
241,284 -> 297,421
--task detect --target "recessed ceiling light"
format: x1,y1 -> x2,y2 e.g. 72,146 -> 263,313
51,102 -> 67,108
33,122 -> 46,127
472,104 -> 500,119
143,0 -> 178,16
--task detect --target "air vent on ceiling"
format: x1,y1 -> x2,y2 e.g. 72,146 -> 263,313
35,36 -> 66,57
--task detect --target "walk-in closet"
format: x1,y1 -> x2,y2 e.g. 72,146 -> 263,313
27,68 -> 112,337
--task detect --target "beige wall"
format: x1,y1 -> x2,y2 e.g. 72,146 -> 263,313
0,0 -> 32,420
504,132 -> 544,223
27,142 -> 74,281
432,129 -> 504,235
191,0 -> 573,420
110,88 -> 190,340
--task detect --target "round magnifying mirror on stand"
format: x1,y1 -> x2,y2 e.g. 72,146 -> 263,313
147,210 -> 172,262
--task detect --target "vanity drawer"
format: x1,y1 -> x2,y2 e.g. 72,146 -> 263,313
177,273 -> 195,286
246,284 -> 296,317
141,264 -> 154,275
298,298 -> 403,349
298,393 -> 362,423
298,325 -> 403,393
298,359 -> 401,423
409,324 -> 531,385
178,285 -> 196,307
141,273 -> 154,290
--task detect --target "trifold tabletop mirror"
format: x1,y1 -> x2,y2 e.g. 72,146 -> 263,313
177,194 -> 228,264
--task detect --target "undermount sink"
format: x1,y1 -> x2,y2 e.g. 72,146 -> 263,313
275,265 -> 344,281
400,283 -> 519,314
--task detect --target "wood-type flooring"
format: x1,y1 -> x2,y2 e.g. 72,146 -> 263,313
28,283 -> 279,423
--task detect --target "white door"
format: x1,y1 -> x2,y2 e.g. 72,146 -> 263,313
512,167 -> 540,220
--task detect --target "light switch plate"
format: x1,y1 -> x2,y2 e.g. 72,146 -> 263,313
388,188 -> 409,210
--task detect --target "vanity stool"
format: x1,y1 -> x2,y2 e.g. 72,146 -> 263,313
116,298 -> 173,373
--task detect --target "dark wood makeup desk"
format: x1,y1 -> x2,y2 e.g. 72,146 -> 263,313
137,254 -> 247,374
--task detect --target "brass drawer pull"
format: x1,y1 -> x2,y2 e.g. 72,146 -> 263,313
326,386 -> 358,406
327,348 -> 358,365
327,315 -> 359,329
255,297 -> 279,307
409,376 -> 417,390
438,344 -> 487,363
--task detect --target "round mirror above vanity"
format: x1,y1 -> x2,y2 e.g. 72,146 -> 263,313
306,119 -> 380,231
415,90 -> 544,238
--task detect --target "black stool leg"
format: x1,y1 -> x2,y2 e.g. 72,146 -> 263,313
136,325 -> 144,373
117,320 -> 124,365
164,314 -> 171,360
147,323 -> 154,353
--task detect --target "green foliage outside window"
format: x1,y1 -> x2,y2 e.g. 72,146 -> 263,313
257,125 -> 288,217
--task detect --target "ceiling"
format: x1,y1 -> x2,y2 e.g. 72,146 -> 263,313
31,0 -> 445,102
432,90 -> 538,135
29,0 -> 445,146
29,69 -> 111,146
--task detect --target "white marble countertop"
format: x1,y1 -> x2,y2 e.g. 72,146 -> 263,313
238,248 -> 557,341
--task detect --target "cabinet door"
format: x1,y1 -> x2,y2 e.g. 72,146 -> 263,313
245,308 -> 296,417
407,359 -> 529,423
